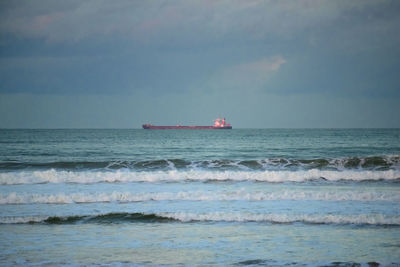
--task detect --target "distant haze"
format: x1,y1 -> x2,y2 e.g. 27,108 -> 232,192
1,0 -> 399,128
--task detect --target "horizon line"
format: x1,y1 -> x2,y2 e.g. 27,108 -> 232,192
1,127 -> 399,130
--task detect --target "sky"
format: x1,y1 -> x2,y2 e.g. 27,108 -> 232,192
0,0 -> 399,128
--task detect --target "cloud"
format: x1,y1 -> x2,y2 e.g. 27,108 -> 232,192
229,56 -> 286,74
0,0 -> 399,97
1,0 -> 398,47
209,56 -> 286,91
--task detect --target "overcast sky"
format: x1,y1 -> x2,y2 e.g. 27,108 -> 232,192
1,0 -> 399,128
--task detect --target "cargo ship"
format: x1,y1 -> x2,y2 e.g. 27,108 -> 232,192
143,118 -> 232,129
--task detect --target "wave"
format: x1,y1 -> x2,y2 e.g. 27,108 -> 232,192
1,169 -> 399,185
0,213 -> 174,224
235,260 -> 386,267
1,190 -> 399,204
1,155 -> 399,171
1,212 -> 399,226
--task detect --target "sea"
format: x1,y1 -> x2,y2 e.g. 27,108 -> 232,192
0,129 -> 399,266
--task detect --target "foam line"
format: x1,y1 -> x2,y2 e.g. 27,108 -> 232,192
1,190 -> 399,204
1,169 -> 399,185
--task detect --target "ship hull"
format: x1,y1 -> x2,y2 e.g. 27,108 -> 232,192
143,125 -> 232,129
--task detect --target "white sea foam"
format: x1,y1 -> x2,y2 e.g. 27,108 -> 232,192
160,212 -> 400,225
0,215 -> 47,224
0,169 -> 399,185
1,190 -> 399,204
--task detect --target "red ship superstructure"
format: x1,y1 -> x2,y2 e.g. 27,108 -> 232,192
143,118 -> 232,129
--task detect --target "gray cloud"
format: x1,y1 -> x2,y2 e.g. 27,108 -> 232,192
0,0 -> 399,127
207,56 -> 286,92
2,0 -> 399,46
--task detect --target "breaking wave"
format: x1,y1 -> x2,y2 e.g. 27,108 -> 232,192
1,169 -> 399,185
1,190 -> 399,204
1,212 -> 399,226
1,155 -> 399,171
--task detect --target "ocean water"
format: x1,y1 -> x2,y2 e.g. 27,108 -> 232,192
0,129 -> 399,266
